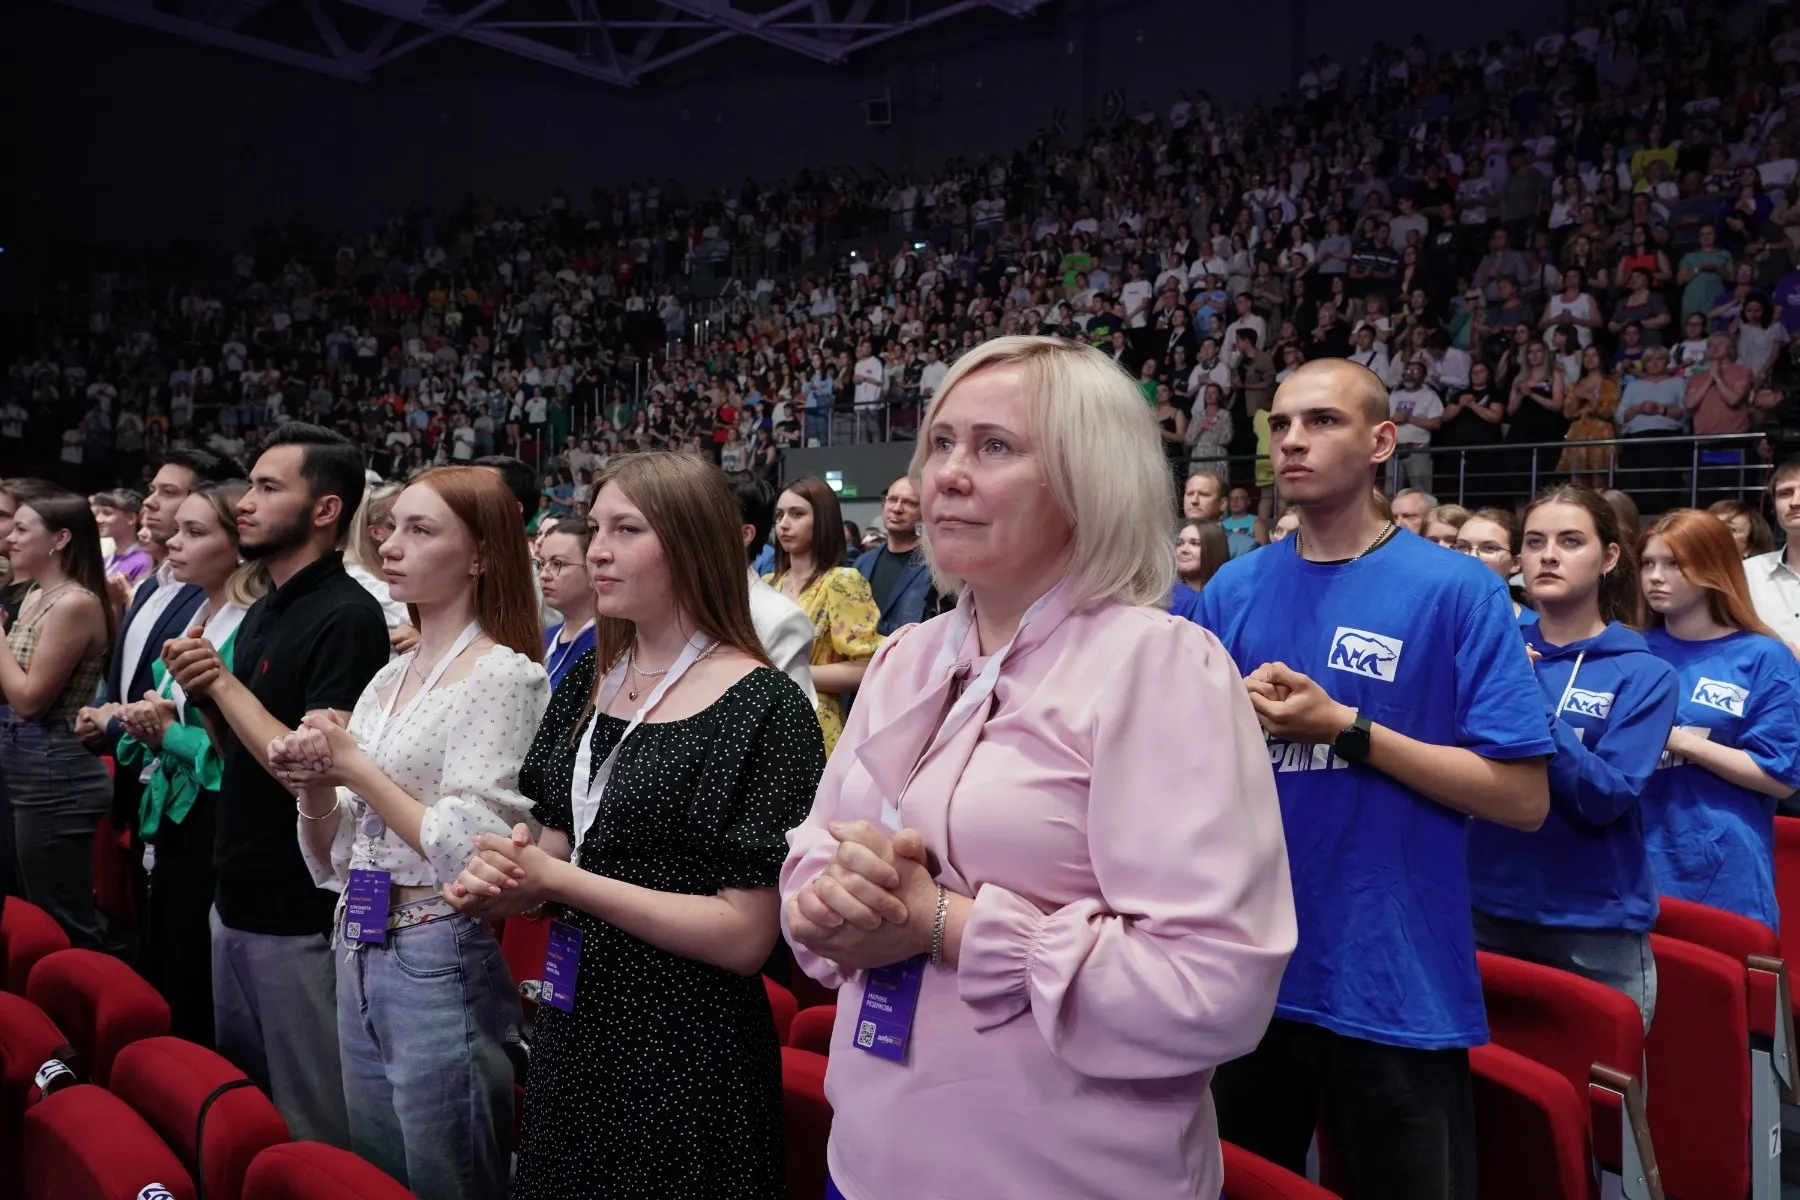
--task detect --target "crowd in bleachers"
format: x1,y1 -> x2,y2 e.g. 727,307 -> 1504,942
5,1 -> 1800,1199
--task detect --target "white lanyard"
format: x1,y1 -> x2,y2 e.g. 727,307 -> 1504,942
355,621 -> 481,841
570,633 -> 714,856
546,620 -> 595,682
880,584 -> 1061,832
166,602 -> 246,724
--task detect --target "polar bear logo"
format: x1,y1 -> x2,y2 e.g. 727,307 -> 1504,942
1691,677 -> 1749,717
1328,627 -> 1405,681
1563,688 -> 1615,719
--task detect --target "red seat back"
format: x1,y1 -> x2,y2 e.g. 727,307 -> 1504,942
1477,951 -> 1644,1097
763,976 -> 797,1045
1774,817 -> 1800,973
242,1142 -> 418,1200
499,915 -> 550,991
1656,896 -> 1779,961
89,811 -> 136,934
1645,933 -> 1750,1200
789,1004 -> 836,1056
1220,1140 -> 1341,1199
111,1036 -> 290,1200
25,949 -> 169,1086
22,1084 -> 196,1200
782,1047 -> 831,1200
0,900 -> 69,996
0,992 -> 69,1200
1469,1041 -> 1593,1200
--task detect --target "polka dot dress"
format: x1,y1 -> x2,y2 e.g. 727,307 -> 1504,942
513,652 -> 826,1200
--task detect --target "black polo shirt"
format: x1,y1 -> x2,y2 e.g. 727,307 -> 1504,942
213,551 -> 390,937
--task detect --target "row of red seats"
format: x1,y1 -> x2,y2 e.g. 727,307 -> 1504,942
0,899 -> 413,1200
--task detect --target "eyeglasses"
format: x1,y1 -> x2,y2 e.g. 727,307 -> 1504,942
533,557 -> 582,574
1457,543 -> 1511,558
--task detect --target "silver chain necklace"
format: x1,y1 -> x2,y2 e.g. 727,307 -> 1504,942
1294,520 -> 1395,563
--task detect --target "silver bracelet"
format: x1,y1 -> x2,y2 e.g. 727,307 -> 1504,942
929,884 -> 949,965
297,793 -> 341,822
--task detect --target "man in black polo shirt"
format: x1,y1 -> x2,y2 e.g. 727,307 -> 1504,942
164,423 -> 388,1147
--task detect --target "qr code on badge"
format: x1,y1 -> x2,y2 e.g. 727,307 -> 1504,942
346,922 -> 361,940
856,1020 -> 877,1048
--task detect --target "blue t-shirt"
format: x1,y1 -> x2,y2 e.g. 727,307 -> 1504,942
1470,623 -> 1678,932
1197,529 -> 1555,1049
543,621 -> 597,692
1642,628 -> 1800,932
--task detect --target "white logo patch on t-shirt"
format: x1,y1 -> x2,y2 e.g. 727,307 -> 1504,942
1692,677 -> 1749,717
1327,627 -> 1405,682
1562,688 -> 1616,719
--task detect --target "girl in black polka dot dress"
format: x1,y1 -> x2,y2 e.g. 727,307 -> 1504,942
448,453 -> 826,1200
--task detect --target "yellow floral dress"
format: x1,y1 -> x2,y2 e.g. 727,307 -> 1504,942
1557,373 -> 1620,475
764,566 -> 883,755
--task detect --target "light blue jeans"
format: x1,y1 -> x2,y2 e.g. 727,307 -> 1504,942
1473,911 -> 1658,1034
335,913 -> 520,1200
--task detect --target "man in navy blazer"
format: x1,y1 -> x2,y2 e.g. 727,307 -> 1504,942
852,476 -> 932,635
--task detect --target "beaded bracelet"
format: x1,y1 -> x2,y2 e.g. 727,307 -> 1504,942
929,884 -> 949,965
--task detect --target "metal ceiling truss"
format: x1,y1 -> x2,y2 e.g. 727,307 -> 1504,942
55,0 -> 1049,87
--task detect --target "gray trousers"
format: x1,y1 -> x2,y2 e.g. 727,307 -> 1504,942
1473,910 -> 1658,1034
210,906 -> 349,1147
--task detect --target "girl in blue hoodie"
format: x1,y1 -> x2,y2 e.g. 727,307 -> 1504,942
1470,486 -> 1678,1030
1639,509 -> 1800,934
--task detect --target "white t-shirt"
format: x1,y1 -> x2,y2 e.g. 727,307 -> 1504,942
854,356 -> 885,406
1120,279 -> 1154,327
525,395 -> 549,425
1389,385 -> 1443,446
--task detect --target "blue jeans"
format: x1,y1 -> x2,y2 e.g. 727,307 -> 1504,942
1473,911 -> 1658,1033
336,913 -> 519,1200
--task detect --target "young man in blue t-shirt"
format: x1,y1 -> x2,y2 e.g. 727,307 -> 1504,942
1197,358 -> 1554,1200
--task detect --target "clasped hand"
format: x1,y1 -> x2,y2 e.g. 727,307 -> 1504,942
443,822 -> 562,920
119,690 -> 178,749
163,626 -> 226,699
1245,662 -> 1355,744
787,821 -> 941,972
267,711 -> 361,790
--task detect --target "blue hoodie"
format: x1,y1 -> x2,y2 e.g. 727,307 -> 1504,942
1470,622 -> 1679,932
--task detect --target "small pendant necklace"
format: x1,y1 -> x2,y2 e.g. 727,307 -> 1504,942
1295,519 -> 1395,563
625,642 -> 719,702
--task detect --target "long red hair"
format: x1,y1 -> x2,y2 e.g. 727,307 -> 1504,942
1639,508 -> 1777,638
402,467 -> 543,663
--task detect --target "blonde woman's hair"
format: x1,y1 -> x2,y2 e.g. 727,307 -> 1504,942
906,335 -> 1175,608
345,482 -> 402,573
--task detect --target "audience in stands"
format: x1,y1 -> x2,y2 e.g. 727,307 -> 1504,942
783,336 -> 1293,1199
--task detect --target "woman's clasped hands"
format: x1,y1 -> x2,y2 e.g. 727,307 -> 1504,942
787,820 -> 943,971
267,711 -> 363,791
443,822 -> 564,920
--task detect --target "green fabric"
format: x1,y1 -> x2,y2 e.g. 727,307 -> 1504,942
118,627 -> 236,843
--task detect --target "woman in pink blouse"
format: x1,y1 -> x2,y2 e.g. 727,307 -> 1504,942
781,335 -> 1296,1200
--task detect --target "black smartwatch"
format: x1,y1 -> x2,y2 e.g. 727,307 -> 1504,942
1332,710 -> 1373,764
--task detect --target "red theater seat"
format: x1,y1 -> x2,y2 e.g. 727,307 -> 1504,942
500,913 -> 550,993
26,948 -> 169,1086
782,1047 -> 831,1200
22,1083 -> 196,1200
111,1037 -> 290,1200
1220,1140 -> 1341,1199
1469,1041 -> 1593,1200
90,810 -> 136,934
243,1142 -> 418,1200
0,899 -> 69,996
1476,951 -> 1654,1194
1645,933 -> 1752,1200
0,991 -> 70,1200
789,1004 -> 836,1056
763,975 -> 797,1045
1774,817 -> 1800,992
